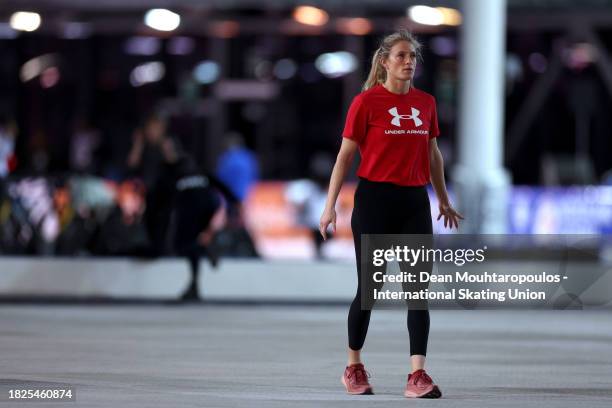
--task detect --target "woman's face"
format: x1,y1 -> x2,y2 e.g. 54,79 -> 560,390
382,41 -> 417,82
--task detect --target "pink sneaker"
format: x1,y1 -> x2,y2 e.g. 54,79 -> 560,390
404,369 -> 442,398
341,363 -> 373,395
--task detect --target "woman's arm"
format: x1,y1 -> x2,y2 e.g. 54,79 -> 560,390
319,138 -> 359,240
429,138 -> 463,229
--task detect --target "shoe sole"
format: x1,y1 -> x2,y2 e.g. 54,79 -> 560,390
341,376 -> 374,395
404,385 -> 442,399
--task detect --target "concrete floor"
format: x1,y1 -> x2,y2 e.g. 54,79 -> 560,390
1,304 -> 611,407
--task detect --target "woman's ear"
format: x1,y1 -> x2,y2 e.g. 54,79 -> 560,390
380,57 -> 387,70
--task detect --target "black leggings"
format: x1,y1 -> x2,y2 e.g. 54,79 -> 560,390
348,178 -> 433,355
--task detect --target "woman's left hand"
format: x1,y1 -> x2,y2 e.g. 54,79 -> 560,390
437,201 -> 464,229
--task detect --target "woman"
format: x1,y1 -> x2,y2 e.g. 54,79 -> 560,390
319,30 -> 462,399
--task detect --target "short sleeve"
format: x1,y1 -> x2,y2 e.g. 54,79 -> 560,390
429,96 -> 440,139
342,95 -> 368,145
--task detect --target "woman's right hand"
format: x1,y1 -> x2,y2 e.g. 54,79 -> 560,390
319,207 -> 337,240
318,138 -> 357,241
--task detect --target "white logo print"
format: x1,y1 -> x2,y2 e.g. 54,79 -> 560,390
388,106 -> 422,127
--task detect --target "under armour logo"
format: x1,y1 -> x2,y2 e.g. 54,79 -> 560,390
388,107 -> 422,127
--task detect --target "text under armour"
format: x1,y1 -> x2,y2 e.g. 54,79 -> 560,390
384,129 -> 429,135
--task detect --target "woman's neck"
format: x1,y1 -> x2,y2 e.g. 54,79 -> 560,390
382,79 -> 411,95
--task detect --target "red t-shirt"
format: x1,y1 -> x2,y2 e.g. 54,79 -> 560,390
342,84 -> 440,186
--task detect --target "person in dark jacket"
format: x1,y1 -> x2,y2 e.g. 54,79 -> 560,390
164,138 -> 238,301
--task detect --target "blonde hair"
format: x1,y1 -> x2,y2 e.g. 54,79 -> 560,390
363,30 -> 422,91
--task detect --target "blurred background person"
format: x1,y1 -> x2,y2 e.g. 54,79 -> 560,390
0,113 -> 17,180
69,117 -> 101,175
215,132 -> 259,203
126,113 -> 178,256
286,152 -> 335,258
163,138 -> 237,301
213,131 -> 260,259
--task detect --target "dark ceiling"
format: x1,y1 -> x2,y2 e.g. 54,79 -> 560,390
2,0 -> 612,12
1,0 -> 612,35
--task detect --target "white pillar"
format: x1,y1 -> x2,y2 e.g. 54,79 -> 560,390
453,0 -> 511,233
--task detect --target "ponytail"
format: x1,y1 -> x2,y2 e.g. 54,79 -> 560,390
362,48 -> 386,91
